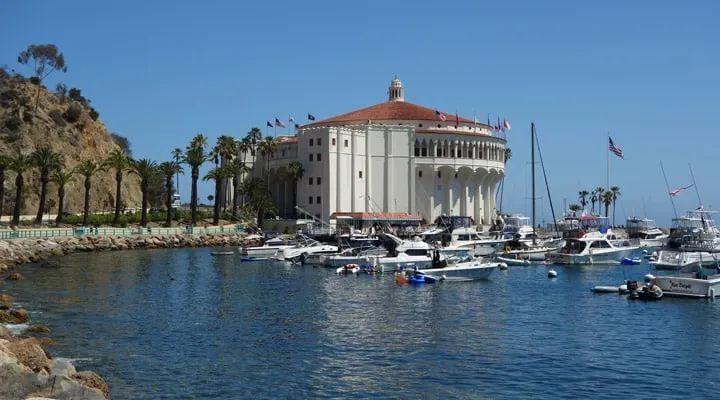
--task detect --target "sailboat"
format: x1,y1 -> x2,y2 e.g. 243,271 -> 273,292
494,122 -> 562,263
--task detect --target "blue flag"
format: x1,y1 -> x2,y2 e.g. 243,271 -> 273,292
307,113 -> 316,121
266,121 -> 273,128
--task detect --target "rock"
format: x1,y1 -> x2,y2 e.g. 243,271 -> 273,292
0,308 -> 30,324
9,272 -> 24,280
73,371 -> 111,399
7,338 -> 51,373
49,358 -> 76,377
28,325 -> 51,333
0,325 -> 13,340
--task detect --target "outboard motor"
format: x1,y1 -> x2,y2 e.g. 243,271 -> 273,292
626,280 -> 638,292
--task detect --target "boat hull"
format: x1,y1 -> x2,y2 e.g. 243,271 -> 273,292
546,247 -> 638,265
422,261 -> 498,281
242,245 -> 293,257
651,250 -> 720,270
654,275 -> 720,298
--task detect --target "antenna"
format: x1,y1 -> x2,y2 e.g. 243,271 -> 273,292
660,161 -> 678,219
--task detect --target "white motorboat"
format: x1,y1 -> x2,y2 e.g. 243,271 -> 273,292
502,214 -> 537,242
271,237 -> 339,263
652,210 -> 720,270
240,236 -> 296,257
493,239 -> 560,261
653,265 -> 720,298
626,217 -> 668,248
545,231 -> 638,265
421,257 -> 499,281
421,215 -> 506,256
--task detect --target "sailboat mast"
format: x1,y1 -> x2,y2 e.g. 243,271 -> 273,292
531,122 -> 536,243
659,161 -> 678,219
688,163 -> 703,208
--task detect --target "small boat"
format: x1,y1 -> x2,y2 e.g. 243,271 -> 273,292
240,256 -> 268,262
495,256 -> 532,266
211,251 -> 234,256
621,257 -> 643,265
409,273 -> 437,284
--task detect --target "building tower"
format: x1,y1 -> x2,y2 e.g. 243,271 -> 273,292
388,76 -> 404,102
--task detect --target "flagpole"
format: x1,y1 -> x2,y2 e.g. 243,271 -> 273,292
606,133 -> 610,195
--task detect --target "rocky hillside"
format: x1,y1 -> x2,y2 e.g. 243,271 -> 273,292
0,71 -> 141,215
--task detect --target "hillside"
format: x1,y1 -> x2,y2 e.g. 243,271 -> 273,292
0,70 -> 142,216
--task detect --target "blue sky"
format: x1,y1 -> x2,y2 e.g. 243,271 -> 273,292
2,0 -> 718,226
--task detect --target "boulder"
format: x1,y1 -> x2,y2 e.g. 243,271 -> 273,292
7,338 -> 51,373
72,371 -> 111,399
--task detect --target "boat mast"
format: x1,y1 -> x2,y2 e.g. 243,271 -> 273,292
688,163 -> 703,208
659,161 -> 678,219
531,122 -> 536,244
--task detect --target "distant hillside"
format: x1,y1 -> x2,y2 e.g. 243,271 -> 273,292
0,69 -> 142,215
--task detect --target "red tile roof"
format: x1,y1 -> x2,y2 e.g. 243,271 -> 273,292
304,101 -> 478,127
415,129 -> 502,138
331,212 -> 423,220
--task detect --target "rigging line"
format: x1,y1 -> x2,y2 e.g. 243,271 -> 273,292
533,128 -> 559,234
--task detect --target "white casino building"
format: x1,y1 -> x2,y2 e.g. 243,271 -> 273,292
260,78 -> 506,227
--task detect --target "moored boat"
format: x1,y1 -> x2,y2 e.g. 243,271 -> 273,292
545,231 -> 638,265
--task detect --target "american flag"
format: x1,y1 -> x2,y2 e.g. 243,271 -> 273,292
275,118 -> 286,128
608,137 -> 624,159
670,184 -> 693,196
435,110 -> 447,121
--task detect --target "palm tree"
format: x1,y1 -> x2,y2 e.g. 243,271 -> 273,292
241,176 -> 277,228
246,127 -> 262,158
226,158 -> 250,217
203,166 -> 229,225
569,203 -> 582,216
158,161 -> 183,227
31,147 -> 63,224
610,186 -> 621,227
183,133 -> 208,225
215,135 -> 238,212
578,190 -> 589,213
8,154 -> 33,226
50,170 -> 74,224
103,149 -> 132,226
602,191 -> 614,221
0,155 -> 8,222
130,158 -> 158,227
73,160 -> 101,226
286,161 -> 304,217
504,148 -> 512,164
171,148 -> 183,195
257,136 -> 277,181
594,187 -> 605,216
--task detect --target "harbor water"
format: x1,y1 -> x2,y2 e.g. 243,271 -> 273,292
3,248 -> 720,399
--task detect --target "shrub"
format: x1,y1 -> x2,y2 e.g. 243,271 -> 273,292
29,76 -> 41,85
88,107 -> 99,121
22,112 -> 32,123
62,102 -> 82,123
49,109 -> 66,127
4,116 -> 22,131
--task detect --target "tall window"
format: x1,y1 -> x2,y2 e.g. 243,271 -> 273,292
344,139 -> 348,147
316,196 -> 321,204
359,171 -> 363,178
308,196 -> 313,204
309,154 -> 313,161
309,138 -> 314,146
317,153 -> 322,161
308,177 -> 313,185
316,177 -> 321,185
317,138 -> 322,146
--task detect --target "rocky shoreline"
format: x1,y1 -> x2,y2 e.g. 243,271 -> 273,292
0,232 -> 257,400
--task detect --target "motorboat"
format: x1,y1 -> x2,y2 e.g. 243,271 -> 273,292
420,256 -> 499,281
625,217 -> 668,248
493,238 -> 560,261
420,215 -> 506,257
240,236 -> 296,257
271,236 -> 339,264
652,210 -> 720,270
545,230 -> 638,265
653,266 -> 720,298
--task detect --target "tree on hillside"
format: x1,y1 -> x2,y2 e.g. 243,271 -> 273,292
110,133 -> 133,157
31,147 -> 63,224
8,154 -> 33,226
130,158 -> 158,227
50,170 -> 74,224
0,155 -> 8,222
74,161 -> 102,226
183,134 -> 208,226
103,149 -> 132,227
158,161 -> 183,227
17,44 -> 67,109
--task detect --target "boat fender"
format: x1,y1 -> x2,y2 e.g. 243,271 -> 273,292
710,288 -> 715,299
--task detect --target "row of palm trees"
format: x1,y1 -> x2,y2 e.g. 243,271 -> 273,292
568,186 -> 622,225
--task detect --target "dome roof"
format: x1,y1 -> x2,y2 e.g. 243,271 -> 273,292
304,100 -> 475,127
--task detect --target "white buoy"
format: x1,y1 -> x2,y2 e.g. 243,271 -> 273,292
498,262 -> 508,270
642,249 -> 648,254
548,269 -> 558,278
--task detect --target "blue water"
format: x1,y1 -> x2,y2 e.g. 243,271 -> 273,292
3,249 -> 720,399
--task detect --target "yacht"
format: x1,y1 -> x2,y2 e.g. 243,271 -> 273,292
625,217 -> 668,248
545,230 -> 638,265
502,214 -> 536,242
653,265 -> 720,298
271,236 -> 339,264
240,236 -> 296,257
651,210 -> 720,270
493,238 -> 561,262
421,215 -> 506,256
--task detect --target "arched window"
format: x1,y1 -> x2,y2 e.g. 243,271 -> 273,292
421,139 -> 428,157
414,139 -> 420,157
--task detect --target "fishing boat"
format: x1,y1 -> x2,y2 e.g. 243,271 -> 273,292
653,265 -> 720,298
651,210 -> 720,270
625,217 -> 668,248
545,230 -> 638,265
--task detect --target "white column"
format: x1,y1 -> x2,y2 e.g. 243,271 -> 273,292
384,129 -> 392,212
460,175 -> 468,216
336,131 -> 342,213
365,129 -> 371,212
474,178 -> 482,225
446,176 -> 453,215
429,169 -> 435,221
351,130 -> 356,212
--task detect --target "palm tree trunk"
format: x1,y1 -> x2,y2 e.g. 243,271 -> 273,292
56,186 -> 65,224
113,172 -> 123,226
140,182 -> 148,227
213,180 -> 221,225
35,173 -> 49,224
191,167 -> 199,225
232,176 -> 239,216
165,176 -> 172,227
11,174 -> 23,226
612,200 -> 617,227
83,179 -> 91,226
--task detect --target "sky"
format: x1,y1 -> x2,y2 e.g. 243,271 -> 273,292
2,0 -> 718,227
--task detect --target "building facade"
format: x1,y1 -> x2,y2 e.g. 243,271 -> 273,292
261,78 -> 506,226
